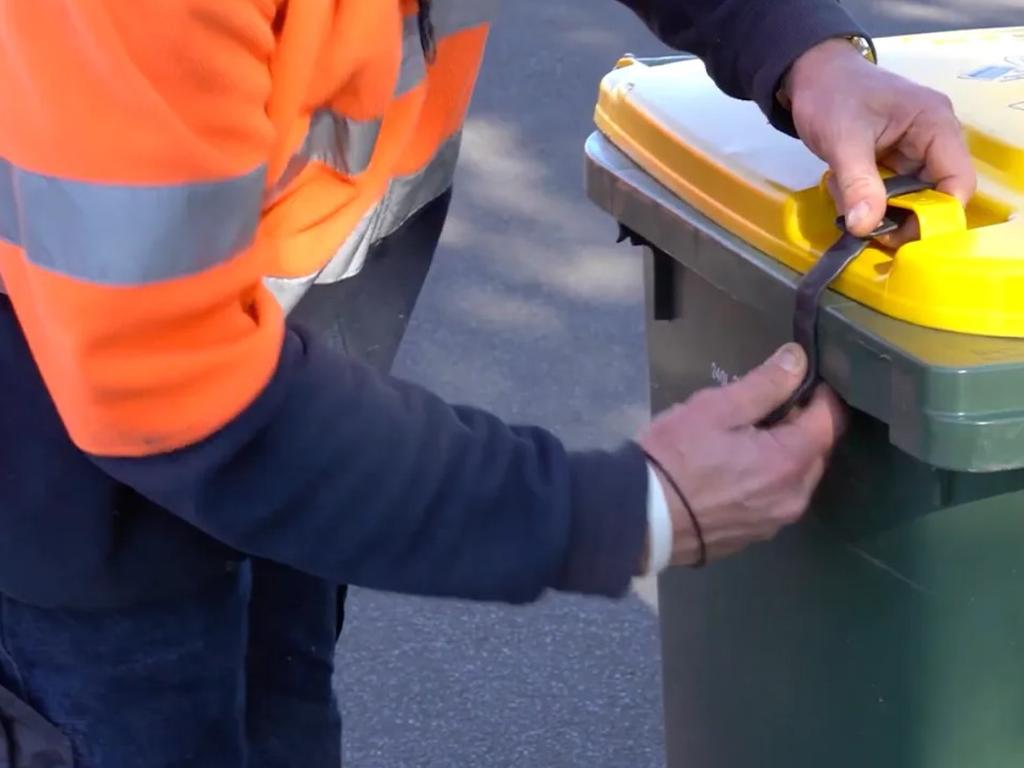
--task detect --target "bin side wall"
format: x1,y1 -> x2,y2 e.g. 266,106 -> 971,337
646,248 -> 1024,768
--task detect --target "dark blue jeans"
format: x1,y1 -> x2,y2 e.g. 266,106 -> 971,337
0,561 -> 342,768
0,190 -> 451,767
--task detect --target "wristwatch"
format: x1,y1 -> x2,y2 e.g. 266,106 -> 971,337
776,35 -> 877,109
847,34 -> 878,65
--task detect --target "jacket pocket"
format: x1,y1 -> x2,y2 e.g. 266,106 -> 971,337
0,683 -> 73,768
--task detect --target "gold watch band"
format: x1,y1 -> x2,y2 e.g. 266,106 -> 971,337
848,35 -> 878,65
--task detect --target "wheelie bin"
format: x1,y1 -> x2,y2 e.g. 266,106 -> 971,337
584,26 -> 1024,768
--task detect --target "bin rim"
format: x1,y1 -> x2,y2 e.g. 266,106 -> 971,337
585,130 -> 1024,474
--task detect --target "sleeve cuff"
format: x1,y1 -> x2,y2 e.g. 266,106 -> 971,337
557,441 -> 649,597
744,0 -> 870,135
644,463 -> 673,576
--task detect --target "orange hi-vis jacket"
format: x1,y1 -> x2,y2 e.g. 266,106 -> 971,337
0,0 -> 493,458
0,0 -> 867,613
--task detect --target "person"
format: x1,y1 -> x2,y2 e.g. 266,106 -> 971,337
0,1 -> 974,766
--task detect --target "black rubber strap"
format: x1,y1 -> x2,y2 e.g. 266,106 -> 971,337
759,175 -> 933,428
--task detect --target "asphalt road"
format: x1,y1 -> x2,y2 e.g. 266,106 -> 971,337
336,3 -> 1020,766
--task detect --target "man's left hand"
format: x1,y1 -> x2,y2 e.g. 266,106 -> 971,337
782,38 -> 976,240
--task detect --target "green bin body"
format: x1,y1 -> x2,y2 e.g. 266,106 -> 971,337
585,132 -> 1024,768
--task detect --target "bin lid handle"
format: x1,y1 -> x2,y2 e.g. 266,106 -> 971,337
759,175 -> 934,428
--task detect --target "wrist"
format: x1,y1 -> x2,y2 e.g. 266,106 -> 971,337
779,36 -> 876,109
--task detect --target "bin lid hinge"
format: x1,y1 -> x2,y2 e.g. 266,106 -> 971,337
616,223 -> 651,248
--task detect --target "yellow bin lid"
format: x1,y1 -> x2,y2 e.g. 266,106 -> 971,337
594,27 -> 1024,337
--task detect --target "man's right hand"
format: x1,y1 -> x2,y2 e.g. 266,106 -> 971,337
639,344 -> 846,566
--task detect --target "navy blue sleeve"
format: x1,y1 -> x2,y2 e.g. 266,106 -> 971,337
615,0 -> 868,133
93,327 -> 649,603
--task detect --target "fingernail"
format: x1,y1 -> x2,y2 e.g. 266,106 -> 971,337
774,344 -> 802,374
845,201 -> 872,231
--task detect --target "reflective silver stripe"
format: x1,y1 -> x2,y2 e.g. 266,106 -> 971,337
0,158 -> 10,293
263,3 -> 491,306
265,131 -> 462,310
316,205 -> 379,283
325,132 -> 461,283
0,158 -> 19,247
374,131 -> 462,242
266,110 -> 381,202
268,1 -> 495,199
267,149 -> 311,204
306,110 -> 381,177
432,0 -> 499,38
13,164 -> 264,285
264,207 -> 378,313
263,272 -> 318,314
396,1 -> 497,97
396,14 -> 427,97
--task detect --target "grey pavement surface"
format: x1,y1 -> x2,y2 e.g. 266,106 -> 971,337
336,3 -> 1019,767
